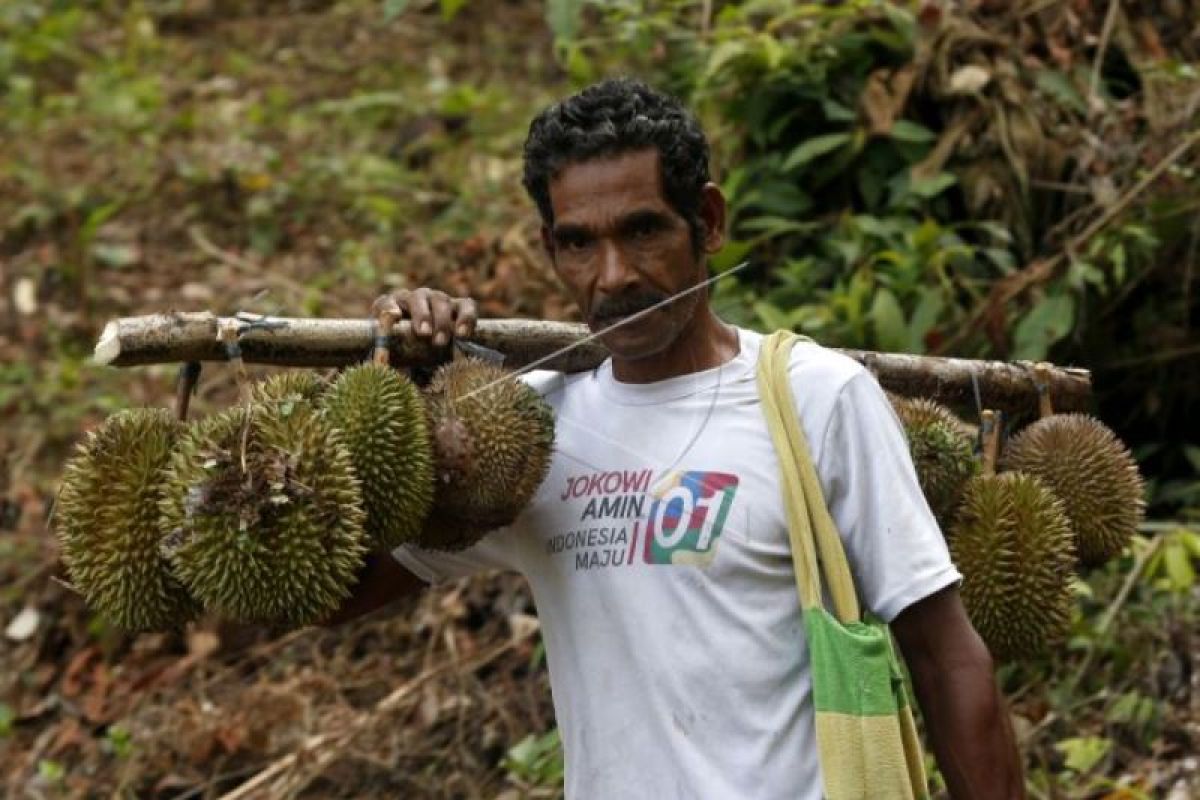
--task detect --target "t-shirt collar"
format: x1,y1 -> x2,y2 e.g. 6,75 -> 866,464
594,326 -> 757,406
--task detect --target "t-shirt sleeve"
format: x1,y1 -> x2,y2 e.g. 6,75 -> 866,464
813,370 -> 962,622
392,525 -> 523,585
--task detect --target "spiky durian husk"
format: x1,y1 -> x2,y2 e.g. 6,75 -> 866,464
950,472 -> 1076,661
57,408 -> 200,631
320,363 -> 434,549
160,402 -> 368,627
891,398 -> 978,531
419,359 -> 555,549
891,396 -> 978,438
250,371 -> 328,406
1002,414 -> 1145,566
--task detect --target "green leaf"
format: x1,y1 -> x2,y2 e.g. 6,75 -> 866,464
889,120 -> 936,144
782,132 -> 852,172
869,287 -> 907,352
1012,292 -> 1075,361
1181,445 -> 1200,473
907,288 -> 944,353
546,0 -> 583,42
709,239 -> 754,273
1163,540 -> 1196,591
822,97 -> 856,122
908,172 -> 957,199
1035,69 -> 1087,114
91,242 -> 139,268
382,0 -> 410,21
440,0 -> 468,21
1054,736 -> 1110,774
753,301 -> 793,332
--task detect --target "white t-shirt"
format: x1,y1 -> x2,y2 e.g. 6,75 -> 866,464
395,326 -> 960,800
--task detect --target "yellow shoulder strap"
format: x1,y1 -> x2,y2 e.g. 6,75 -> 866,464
756,331 -> 861,623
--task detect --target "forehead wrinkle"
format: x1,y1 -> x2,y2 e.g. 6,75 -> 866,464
548,149 -> 669,227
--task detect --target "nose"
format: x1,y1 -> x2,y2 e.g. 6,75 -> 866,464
595,240 -> 639,295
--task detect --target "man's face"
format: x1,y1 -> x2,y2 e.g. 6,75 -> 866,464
542,148 -> 723,361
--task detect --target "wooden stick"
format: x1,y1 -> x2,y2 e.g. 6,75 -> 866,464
93,312 -> 1093,415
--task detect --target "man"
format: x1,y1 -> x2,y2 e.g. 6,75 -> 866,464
341,78 -> 1024,798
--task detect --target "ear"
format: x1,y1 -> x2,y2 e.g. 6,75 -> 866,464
699,182 -> 727,254
540,223 -> 556,262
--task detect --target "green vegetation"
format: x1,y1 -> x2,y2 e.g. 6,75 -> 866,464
0,1 -> 1196,797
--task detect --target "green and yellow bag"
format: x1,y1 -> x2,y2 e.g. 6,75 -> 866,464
757,330 -> 929,800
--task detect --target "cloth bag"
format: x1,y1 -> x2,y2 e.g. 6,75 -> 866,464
756,330 -> 929,800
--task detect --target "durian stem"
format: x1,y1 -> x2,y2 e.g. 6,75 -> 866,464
372,310 -> 397,367
217,320 -> 251,404
981,409 -> 1000,477
95,313 -> 1094,415
1034,362 -> 1054,418
173,361 -> 202,422
217,320 -> 254,475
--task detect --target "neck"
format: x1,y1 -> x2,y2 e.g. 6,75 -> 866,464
610,308 -> 739,383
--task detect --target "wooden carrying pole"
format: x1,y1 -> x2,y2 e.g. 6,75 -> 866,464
93,311 -> 1093,416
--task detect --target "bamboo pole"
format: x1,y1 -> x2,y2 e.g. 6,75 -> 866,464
93,311 -> 1093,415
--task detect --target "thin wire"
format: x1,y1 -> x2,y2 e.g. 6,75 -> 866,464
454,260 -> 751,404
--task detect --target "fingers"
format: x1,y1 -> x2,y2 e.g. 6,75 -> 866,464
427,293 -> 455,347
370,292 -> 402,319
451,297 -> 477,338
374,288 -> 476,346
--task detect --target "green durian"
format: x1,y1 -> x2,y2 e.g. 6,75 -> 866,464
320,363 -> 434,549
160,401 -> 367,627
56,408 -> 200,631
419,358 -> 555,550
250,371 -> 328,405
1002,413 -> 1145,566
891,397 -> 978,531
950,471 -> 1076,661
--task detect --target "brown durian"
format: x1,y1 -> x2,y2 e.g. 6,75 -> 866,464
419,358 -> 555,550
1002,414 -> 1145,566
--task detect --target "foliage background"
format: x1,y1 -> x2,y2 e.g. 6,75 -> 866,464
0,0 -> 1197,797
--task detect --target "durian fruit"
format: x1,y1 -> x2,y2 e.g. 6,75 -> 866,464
951,472 -> 1076,661
1002,413 -> 1145,566
56,408 -> 200,631
891,397 -> 979,531
950,410 -> 1076,662
250,371 -> 328,405
320,363 -> 435,549
159,400 -> 368,627
419,358 -> 555,550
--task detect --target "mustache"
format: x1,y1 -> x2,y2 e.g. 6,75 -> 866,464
589,291 -> 671,325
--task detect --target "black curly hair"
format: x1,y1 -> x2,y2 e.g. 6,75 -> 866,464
522,77 -> 712,251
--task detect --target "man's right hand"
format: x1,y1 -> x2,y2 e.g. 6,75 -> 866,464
371,288 -> 478,347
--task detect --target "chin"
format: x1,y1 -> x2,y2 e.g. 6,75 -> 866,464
595,318 -> 676,360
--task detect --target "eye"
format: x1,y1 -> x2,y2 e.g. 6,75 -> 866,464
555,230 -> 588,253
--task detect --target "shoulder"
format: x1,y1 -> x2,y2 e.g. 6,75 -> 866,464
784,337 -> 868,398
517,368 -> 590,411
